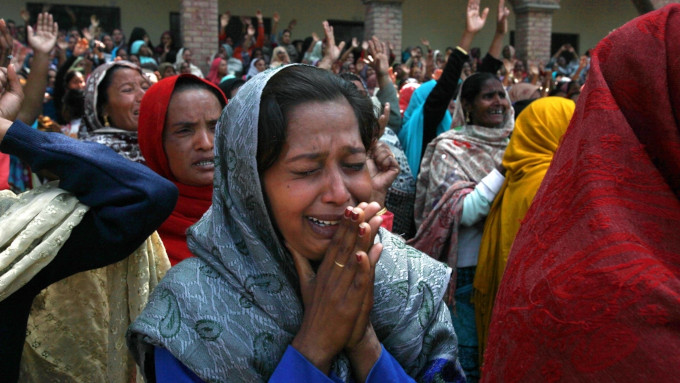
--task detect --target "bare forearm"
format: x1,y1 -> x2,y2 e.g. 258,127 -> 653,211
17,52 -> 50,125
488,32 -> 504,59
347,328 -> 382,383
318,57 -> 333,71
458,30 -> 476,52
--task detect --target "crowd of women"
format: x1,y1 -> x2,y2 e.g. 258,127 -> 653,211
0,0 -> 678,382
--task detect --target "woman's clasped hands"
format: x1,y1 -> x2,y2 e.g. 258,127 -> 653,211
288,201 -> 385,382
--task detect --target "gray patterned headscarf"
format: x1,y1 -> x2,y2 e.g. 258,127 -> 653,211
128,65 -> 464,382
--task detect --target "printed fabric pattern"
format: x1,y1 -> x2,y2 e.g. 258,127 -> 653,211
128,65 -> 466,382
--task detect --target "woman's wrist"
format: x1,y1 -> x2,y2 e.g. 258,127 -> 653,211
370,191 -> 387,210
291,334 -> 334,374
0,117 -> 13,144
346,325 -> 382,383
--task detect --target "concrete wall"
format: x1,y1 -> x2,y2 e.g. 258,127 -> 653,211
2,0 -> 640,61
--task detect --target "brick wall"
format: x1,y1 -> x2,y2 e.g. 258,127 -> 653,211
181,0 -> 218,75
512,1 -> 559,65
363,0 -> 403,62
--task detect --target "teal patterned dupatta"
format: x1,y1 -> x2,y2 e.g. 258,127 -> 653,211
127,65 -> 465,382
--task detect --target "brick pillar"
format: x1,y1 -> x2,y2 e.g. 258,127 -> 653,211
181,0 -> 218,75
362,0 -> 403,62
512,1 -> 560,66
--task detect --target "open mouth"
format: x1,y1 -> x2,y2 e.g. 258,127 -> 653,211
306,216 -> 339,227
193,159 -> 215,167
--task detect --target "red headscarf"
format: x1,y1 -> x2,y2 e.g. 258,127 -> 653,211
138,74 -> 226,265
206,57 -> 224,85
482,5 -> 680,381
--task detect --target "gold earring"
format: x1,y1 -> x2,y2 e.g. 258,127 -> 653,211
103,114 -> 110,127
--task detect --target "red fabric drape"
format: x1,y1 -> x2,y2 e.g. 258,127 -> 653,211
0,153 -> 9,190
138,74 -> 226,265
482,5 -> 680,382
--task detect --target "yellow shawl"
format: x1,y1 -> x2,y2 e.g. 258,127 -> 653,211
473,97 -> 575,361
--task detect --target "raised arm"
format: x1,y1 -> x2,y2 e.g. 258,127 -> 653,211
16,12 -> 58,125
339,37 -> 359,64
318,21 -> 345,71
368,36 -> 401,132
0,62 -> 177,279
487,0 -> 510,59
421,0 -> 489,159
459,0 -> 489,52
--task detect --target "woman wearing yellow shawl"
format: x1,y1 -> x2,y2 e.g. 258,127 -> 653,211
473,97 -> 575,361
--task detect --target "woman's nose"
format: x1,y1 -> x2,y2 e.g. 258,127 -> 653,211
194,127 -> 214,150
321,167 -> 351,205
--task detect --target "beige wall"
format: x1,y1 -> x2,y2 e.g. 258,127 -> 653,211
2,0 -> 640,60
402,0 -> 514,57
552,0 -> 638,53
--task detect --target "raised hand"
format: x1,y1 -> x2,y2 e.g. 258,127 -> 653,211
367,36 -> 389,77
27,12 -> 58,55
220,12 -> 230,28
20,9 -> 30,23
318,20 -> 345,70
255,9 -> 263,23
81,27 -> 93,42
496,0 -> 510,35
0,64 -> 24,122
420,37 -> 430,48
466,0 -> 490,34
351,37 -> 359,49
272,11 -> 280,24
0,19 -> 14,68
247,24 -> 256,37
367,138 -> 399,207
73,38 -> 89,57
90,15 -> 100,28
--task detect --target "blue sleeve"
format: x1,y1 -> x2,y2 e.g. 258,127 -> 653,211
366,345 -> 416,383
0,121 -> 177,381
155,347 -> 206,383
269,346 -> 342,382
0,120 -> 178,290
269,345 -> 416,383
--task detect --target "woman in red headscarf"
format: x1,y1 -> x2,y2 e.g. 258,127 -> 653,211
138,75 -> 227,265
482,5 -> 680,381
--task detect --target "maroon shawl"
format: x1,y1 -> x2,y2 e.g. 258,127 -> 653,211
482,5 -> 680,381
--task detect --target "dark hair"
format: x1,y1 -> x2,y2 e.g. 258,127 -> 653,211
460,72 -> 502,107
129,27 -> 153,50
218,78 -> 246,100
338,72 -> 367,93
63,70 -> 82,89
62,89 -> 85,121
173,76 -> 227,109
256,66 -> 376,174
300,37 -> 314,60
